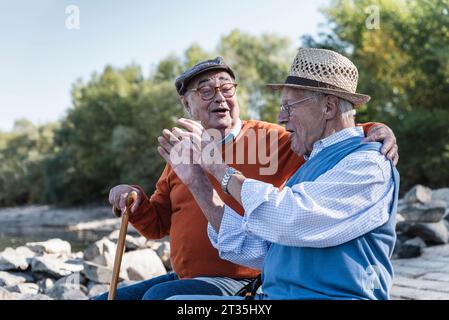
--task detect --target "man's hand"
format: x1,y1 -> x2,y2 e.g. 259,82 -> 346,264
108,184 -> 142,217
157,124 -> 205,186
363,124 -> 399,166
175,118 -> 224,174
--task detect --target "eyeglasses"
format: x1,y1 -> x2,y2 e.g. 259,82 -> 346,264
279,95 -> 317,117
189,83 -> 237,101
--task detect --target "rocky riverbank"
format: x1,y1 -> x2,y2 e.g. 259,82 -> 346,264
394,186 -> 449,259
0,233 -> 170,300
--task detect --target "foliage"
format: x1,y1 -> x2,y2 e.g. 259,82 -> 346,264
303,0 -> 449,191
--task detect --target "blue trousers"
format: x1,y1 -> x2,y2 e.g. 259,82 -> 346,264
94,272 -> 239,300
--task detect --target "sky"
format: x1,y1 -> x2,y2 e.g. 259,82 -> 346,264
0,0 -> 329,131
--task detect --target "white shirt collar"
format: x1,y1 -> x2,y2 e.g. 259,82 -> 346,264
304,126 -> 364,161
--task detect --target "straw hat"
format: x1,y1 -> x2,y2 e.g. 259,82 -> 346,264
267,48 -> 370,107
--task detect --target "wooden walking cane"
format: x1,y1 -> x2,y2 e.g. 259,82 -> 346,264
108,191 -> 138,300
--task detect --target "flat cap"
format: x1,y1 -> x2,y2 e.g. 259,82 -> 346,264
175,56 -> 235,95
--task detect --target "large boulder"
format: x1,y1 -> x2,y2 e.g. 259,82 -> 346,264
30,255 -> 84,278
108,231 -> 147,251
0,246 -> 35,271
87,283 -> 109,298
45,273 -> 88,300
405,220 -> 449,244
400,201 -> 447,222
6,282 -> 40,295
82,261 -> 127,284
0,271 -> 34,287
0,287 -> 20,300
26,239 -> 71,255
404,185 -> 432,203
393,237 -> 426,259
123,249 -> 167,281
37,278 -> 55,293
432,188 -> 449,205
156,242 -> 171,270
83,238 -> 116,267
46,283 -> 87,300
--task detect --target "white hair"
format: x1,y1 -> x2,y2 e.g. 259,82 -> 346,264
338,98 -> 356,119
312,92 -> 355,119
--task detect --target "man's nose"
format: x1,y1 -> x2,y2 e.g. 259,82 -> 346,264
214,88 -> 226,103
277,109 -> 289,125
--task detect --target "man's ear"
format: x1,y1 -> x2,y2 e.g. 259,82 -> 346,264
180,96 -> 192,117
324,95 -> 339,120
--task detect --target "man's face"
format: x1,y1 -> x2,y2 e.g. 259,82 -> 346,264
182,70 -> 240,131
278,88 -> 327,156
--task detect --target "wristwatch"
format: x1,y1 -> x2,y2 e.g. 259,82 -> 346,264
221,167 -> 242,195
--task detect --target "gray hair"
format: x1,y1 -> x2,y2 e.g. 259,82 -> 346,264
312,92 -> 356,119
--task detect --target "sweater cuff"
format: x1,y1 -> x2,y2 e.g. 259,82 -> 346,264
127,185 -> 150,224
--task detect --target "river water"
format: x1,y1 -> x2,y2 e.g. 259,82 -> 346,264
0,205 -> 119,252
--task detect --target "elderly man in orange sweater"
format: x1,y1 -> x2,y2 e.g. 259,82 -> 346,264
95,57 -> 398,300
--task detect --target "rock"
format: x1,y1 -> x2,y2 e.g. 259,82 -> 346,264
432,188 -> 449,205
395,213 -> 405,224
0,246 -> 36,271
394,237 -> 426,259
46,283 -> 88,300
82,261 -> 127,284
87,283 -> 109,298
123,249 -> 167,281
38,276 -> 88,301
18,293 -> 53,300
0,271 -> 33,287
404,236 -> 427,249
30,255 -> 84,278
396,220 -> 413,234
156,242 -> 171,270
0,287 -> 20,300
71,251 -> 84,260
53,272 -> 87,288
7,282 -> 40,295
37,278 -> 55,293
26,239 -> 71,255
108,231 -> 147,251
83,238 -> 116,267
405,221 -> 449,244
400,201 -> 447,222
404,185 -> 432,203
145,240 -> 163,251
118,280 -> 137,288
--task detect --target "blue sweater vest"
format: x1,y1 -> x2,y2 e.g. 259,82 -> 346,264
261,137 -> 400,300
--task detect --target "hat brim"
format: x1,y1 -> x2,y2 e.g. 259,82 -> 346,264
180,66 -> 235,95
266,83 -> 371,107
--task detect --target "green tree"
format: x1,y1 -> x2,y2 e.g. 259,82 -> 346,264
303,0 -> 449,191
0,120 -> 57,205
46,64 -> 183,204
218,29 -> 293,122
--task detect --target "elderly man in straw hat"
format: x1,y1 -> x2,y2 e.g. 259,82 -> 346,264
158,48 -> 400,300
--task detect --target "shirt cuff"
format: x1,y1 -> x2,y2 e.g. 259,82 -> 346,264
241,179 -> 273,230
207,223 -> 219,249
